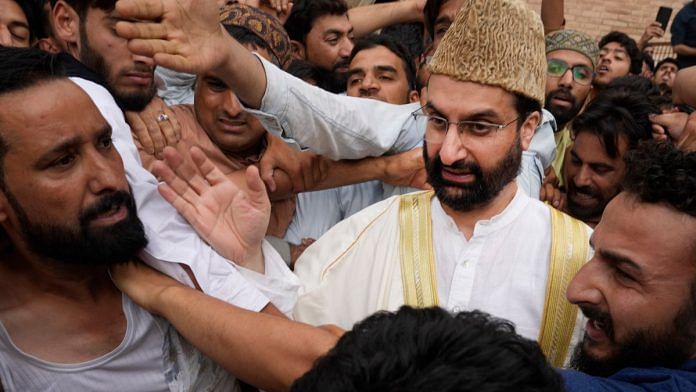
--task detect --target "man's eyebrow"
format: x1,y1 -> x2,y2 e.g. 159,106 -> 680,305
599,249 -> 643,276
8,21 -> 30,30
35,124 -> 112,166
324,29 -> 346,37
35,135 -> 82,167
347,68 -> 365,77
374,65 -> 398,74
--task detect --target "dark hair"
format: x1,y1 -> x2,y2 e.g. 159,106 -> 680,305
655,57 -> 680,71
284,0 -> 348,44
605,74 -> 668,108
10,0 -> 42,42
572,85 -> 657,158
0,46 -> 65,188
223,25 -> 277,65
49,0 -> 115,19
380,22 -> 425,61
514,93 -> 542,129
599,31 -> 642,75
287,59 -> 322,83
424,0 -> 443,39
349,34 -> 417,90
291,307 -> 563,392
623,141 -> 696,217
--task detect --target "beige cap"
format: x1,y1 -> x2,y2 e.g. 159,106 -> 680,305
429,0 -> 546,105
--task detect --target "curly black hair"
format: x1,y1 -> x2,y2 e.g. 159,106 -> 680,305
623,141 -> 696,217
291,307 -> 563,392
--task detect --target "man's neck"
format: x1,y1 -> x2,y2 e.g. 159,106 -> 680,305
440,181 -> 519,240
0,248 -> 115,303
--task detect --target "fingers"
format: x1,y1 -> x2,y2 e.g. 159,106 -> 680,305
115,20 -> 169,41
188,146 -> 236,189
115,0 -> 165,21
651,112 -> 688,141
152,146 -> 210,206
162,104 -> 182,144
540,183 -> 564,209
125,111 -> 155,154
677,112 -> 696,152
258,159 -> 277,192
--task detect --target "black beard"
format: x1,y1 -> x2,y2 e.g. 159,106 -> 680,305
313,66 -> 348,93
423,137 -> 522,212
5,187 -> 147,266
571,301 -> 696,377
79,25 -> 155,111
545,87 -> 582,129
565,181 -> 615,222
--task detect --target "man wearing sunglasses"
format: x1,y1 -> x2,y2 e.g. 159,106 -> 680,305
543,29 -> 599,187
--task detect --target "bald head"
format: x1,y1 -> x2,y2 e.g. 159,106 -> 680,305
672,67 -> 696,106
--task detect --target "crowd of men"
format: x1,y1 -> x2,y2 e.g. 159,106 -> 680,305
0,0 -> 695,391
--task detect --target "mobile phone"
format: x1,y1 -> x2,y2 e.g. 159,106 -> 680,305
656,6 -> 673,31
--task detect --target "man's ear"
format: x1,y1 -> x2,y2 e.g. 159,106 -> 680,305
52,1 -> 81,57
520,110 -> 541,151
408,90 -> 420,103
290,40 -> 306,61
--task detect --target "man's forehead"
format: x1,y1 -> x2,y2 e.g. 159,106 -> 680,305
0,0 -> 28,24
0,80 -> 104,145
313,13 -> 351,34
351,46 -> 402,68
546,49 -> 593,67
601,43 -> 627,53
427,75 -> 514,112
599,193 -> 696,271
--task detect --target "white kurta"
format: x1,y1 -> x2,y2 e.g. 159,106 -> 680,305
293,188 -> 591,344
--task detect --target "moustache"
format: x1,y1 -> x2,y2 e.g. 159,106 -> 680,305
580,304 -> 615,340
333,58 -> 350,72
429,155 -> 482,186
80,190 -> 134,225
548,88 -> 576,104
569,182 -> 601,199
121,63 -> 154,77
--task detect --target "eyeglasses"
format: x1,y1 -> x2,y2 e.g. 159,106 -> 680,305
547,59 -> 594,86
412,105 -> 518,144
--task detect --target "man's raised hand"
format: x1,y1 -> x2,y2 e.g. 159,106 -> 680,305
151,146 -> 271,272
114,0 -> 229,76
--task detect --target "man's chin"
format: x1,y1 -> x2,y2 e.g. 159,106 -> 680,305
114,85 -> 156,112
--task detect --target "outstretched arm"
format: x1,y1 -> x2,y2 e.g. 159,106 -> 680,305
115,0 -> 267,108
348,0 -> 425,38
112,261 -> 337,392
115,0 -> 423,161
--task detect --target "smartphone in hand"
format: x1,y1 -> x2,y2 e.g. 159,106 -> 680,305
656,6 -> 673,31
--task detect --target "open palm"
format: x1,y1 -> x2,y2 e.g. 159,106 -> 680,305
152,146 -> 271,265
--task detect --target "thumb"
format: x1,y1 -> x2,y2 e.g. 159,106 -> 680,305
245,165 -> 270,207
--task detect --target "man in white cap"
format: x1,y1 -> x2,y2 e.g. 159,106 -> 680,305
114,0 -> 590,366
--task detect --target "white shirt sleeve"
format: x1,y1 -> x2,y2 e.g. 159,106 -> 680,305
245,55 -> 424,160
70,77 -> 298,313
